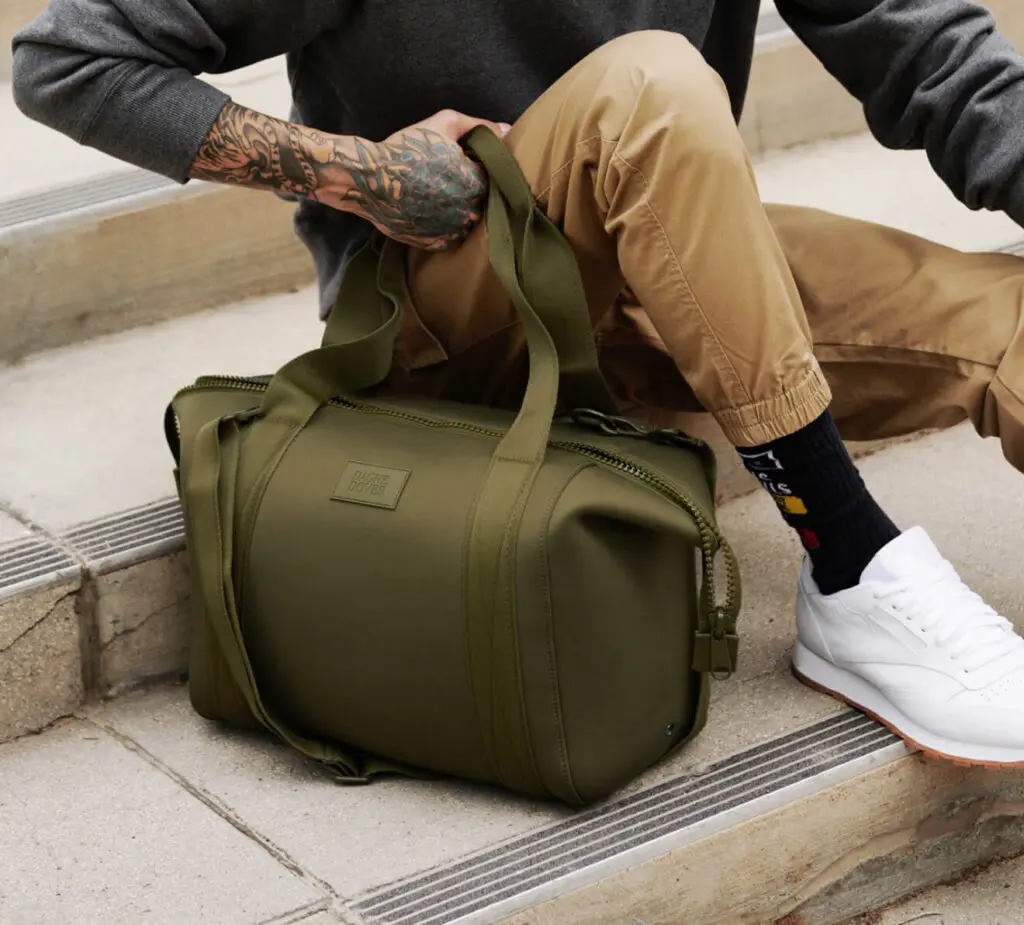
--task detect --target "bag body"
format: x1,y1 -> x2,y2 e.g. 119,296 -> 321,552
166,129 -> 741,805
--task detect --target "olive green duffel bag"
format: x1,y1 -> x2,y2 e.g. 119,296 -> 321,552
164,128 -> 741,805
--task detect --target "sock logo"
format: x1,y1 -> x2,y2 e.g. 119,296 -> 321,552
755,473 -> 792,495
737,449 -> 783,473
773,494 -> 808,515
798,528 -> 820,550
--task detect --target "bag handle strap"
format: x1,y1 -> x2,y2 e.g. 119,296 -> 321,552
463,129 -> 615,413
315,127 -> 618,415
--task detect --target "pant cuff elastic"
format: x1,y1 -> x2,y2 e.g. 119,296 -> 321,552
713,362 -> 833,448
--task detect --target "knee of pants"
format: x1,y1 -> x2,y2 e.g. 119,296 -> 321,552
569,30 -> 741,156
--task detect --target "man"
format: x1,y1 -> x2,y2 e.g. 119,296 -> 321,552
12,0 -> 1024,767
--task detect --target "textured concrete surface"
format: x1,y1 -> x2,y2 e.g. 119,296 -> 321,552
754,134 -> 1022,254
498,761 -> 1024,925
0,578 -> 82,742
0,59 -> 312,362
98,686 -> 568,898
96,552 -> 190,695
740,27 -> 867,156
0,424 -> 1020,923
0,721 -> 321,925
0,511 -> 28,544
0,287 -> 322,531
1,183 -> 316,363
866,852 -> 1024,925
0,0 -> 45,81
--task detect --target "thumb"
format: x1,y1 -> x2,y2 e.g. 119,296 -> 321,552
422,109 -> 512,142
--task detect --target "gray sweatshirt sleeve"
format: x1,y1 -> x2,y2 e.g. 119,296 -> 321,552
775,0 -> 1024,225
11,0 -> 348,183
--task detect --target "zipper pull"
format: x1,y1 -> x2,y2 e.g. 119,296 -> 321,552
692,606 -> 739,679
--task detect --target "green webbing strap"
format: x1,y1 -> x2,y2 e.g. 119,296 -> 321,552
259,239 -> 404,421
187,414 -> 408,782
462,130 -> 611,796
463,130 -> 618,415
314,128 -> 618,415
184,235 -> 414,782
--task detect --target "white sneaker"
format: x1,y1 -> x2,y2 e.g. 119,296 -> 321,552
793,526 -> 1024,767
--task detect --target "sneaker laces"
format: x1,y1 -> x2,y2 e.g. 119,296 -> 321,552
875,564 -> 1024,672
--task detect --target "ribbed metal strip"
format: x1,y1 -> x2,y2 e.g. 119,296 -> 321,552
64,498 -> 185,565
0,536 -> 77,590
354,711 -> 899,925
0,170 -> 177,230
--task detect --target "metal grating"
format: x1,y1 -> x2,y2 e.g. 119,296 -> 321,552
0,534 -> 78,595
354,711 -> 900,925
0,169 -> 178,231
64,498 -> 185,570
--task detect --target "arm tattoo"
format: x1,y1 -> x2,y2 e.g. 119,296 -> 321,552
190,100 -> 347,196
190,103 -> 486,246
340,130 -> 485,243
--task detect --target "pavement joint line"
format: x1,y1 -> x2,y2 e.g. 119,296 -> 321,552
82,712 -> 345,906
257,900 -> 335,925
329,902 -> 374,925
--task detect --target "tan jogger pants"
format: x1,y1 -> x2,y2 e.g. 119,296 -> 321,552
386,30 -> 1024,469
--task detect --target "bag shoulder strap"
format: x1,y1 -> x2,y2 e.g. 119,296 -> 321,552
316,127 -> 619,414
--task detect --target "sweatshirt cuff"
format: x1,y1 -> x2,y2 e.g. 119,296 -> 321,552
83,63 -> 232,184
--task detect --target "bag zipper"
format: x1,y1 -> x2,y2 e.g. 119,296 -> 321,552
174,376 -> 739,657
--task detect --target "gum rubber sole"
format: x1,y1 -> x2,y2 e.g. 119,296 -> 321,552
791,663 -> 1024,771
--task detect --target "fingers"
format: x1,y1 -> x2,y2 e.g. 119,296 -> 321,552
420,109 -> 512,142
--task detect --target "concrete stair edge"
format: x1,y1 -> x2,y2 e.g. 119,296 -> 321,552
5,424 -> 1024,925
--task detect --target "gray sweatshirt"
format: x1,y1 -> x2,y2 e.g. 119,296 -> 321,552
11,0 -> 1024,316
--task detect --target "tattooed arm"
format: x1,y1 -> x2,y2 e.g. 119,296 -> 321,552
190,102 -> 510,250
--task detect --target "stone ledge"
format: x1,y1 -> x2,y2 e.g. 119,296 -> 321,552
493,758 -> 1024,925
0,183 -> 315,364
96,551 -> 190,697
0,576 -> 83,741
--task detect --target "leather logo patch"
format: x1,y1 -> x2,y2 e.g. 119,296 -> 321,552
332,462 -> 410,510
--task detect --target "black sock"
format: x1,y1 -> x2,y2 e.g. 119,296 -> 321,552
736,410 -> 900,594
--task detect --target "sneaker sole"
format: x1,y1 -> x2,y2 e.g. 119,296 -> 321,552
792,642 -> 1024,769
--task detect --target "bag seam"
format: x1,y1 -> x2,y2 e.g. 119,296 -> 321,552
534,462 -> 591,804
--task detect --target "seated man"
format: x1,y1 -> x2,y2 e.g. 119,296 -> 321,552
13,0 -> 1024,766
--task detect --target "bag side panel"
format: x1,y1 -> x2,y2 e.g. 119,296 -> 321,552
540,467 -> 702,803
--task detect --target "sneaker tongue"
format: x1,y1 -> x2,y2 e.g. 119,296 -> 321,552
860,527 -> 948,585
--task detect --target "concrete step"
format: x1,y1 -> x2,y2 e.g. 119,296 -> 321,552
2,427 -> 1024,925
864,852 -> 1024,924
2,128 -> 1024,923
5,0 -> 1023,365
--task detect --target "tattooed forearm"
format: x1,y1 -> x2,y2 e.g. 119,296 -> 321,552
189,101 -> 355,196
190,102 -> 489,249
340,131 -> 485,245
